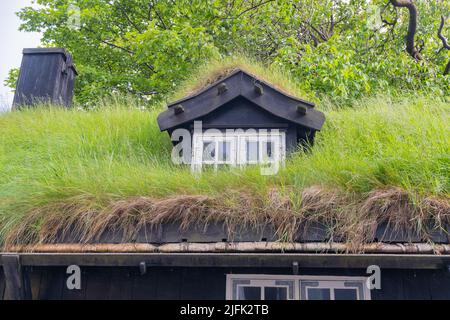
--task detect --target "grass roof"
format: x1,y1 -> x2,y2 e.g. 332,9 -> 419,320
168,55 -> 316,104
0,83 -> 449,250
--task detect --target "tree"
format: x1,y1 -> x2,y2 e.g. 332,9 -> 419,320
9,0 -> 450,105
386,0 -> 450,76
15,0 -> 281,103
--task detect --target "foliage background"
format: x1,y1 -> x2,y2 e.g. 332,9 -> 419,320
7,0 -> 450,105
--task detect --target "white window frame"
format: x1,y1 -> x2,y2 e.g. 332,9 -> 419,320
197,136 -> 236,167
226,274 -> 371,301
233,278 -> 295,300
192,130 -> 286,171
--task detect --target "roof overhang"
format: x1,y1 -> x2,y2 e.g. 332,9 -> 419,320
1,252 -> 449,270
2,242 -> 450,270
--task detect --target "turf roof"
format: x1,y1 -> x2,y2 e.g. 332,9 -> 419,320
0,57 -> 449,251
168,55 -> 316,104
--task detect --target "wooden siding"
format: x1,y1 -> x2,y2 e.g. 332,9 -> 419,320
199,96 -> 302,151
0,267 -> 5,299
1,266 -> 450,300
201,96 -> 290,127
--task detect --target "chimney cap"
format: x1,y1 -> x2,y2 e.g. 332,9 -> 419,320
22,48 -> 78,75
23,48 -> 68,55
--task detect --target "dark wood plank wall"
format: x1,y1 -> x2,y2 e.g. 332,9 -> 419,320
0,267 -> 5,299
2,266 -> 450,300
13,50 -> 76,108
201,97 -> 284,127
14,54 -> 63,105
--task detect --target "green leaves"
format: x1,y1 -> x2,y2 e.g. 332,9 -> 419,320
4,68 -> 19,91
11,0 -> 450,106
131,21 -> 219,93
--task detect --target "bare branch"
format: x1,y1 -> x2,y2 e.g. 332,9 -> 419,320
445,60 -> 450,76
307,22 -> 330,41
438,15 -> 450,49
389,0 -> 422,60
292,2 -> 336,44
437,15 -> 450,75
328,8 -> 335,36
235,0 -> 274,19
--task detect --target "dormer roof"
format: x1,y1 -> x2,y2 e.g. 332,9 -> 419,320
157,69 -> 325,131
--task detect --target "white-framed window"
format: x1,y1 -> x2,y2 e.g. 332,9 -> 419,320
199,136 -> 236,166
226,274 -> 371,300
228,277 -> 295,300
192,130 -> 286,171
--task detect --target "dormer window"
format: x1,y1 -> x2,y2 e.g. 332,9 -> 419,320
157,69 -> 325,173
191,130 -> 286,171
199,136 -> 235,166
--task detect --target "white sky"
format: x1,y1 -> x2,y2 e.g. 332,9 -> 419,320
0,0 -> 41,111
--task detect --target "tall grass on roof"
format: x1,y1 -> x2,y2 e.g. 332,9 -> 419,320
168,54 -> 316,104
0,95 -> 449,248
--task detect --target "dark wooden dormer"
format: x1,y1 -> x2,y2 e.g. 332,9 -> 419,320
157,69 -> 325,170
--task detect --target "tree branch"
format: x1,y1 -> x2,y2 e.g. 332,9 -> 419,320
438,15 -> 450,49
154,8 -> 169,29
438,15 -> 450,75
444,60 -> 450,76
219,0 -> 274,21
389,0 -> 422,60
235,0 -> 274,19
100,39 -> 135,54
381,2 -> 397,27
115,3 -> 144,34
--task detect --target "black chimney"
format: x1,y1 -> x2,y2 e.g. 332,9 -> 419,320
13,48 -> 78,109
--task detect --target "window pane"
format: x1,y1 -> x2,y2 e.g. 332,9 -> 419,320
246,141 -> 259,162
307,288 -> 331,300
202,141 -> 215,161
261,141 -> 274,161
237,286 -> 261,300
218,141 -> 231,162
264,287 -> 288,300
334,288 -> 358,300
